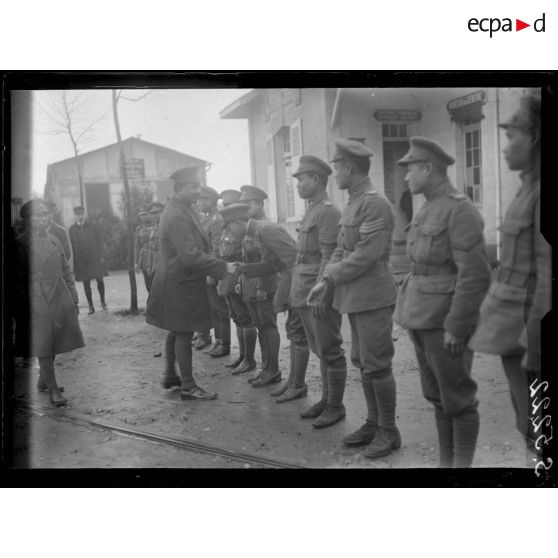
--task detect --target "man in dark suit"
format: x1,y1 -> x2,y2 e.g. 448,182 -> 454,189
68,206 -> 109,314
145,168 -> 238,401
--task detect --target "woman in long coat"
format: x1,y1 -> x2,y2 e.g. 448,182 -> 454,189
15,199 -> 85,407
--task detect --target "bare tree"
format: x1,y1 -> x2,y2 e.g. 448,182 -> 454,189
111,89 -> 152,312
37,91 -> 110,206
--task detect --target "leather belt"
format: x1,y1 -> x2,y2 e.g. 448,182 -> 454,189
295,252 -> 321,264
411,263 -> 457,276
496,267 -> 535,288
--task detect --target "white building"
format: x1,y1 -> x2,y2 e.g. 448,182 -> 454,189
44,137 -> 210,227
221,87 -> 536,261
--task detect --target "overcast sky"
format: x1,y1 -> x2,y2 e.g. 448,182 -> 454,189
31,89 -> 252,196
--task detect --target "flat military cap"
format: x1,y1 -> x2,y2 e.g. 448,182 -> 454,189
239,185 -> 268,202
170,167 -> 200,184
199,185 -> 220,201
73,206 -> 85,213
499,93 -> 541,132
331,138 -> 374,163
219,189 -> 242,206
397,137 -> 455,167
138,207 -> 149,216
292,155 -> 332,178
20,199 -> 49,220
218,203 -> 250,223
148,201 -> 164,212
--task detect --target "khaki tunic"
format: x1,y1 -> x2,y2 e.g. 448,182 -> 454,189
470,171 -> 550,370
290,191 -> 341,308
394,179 -> 491,338
324,178 -> 397,314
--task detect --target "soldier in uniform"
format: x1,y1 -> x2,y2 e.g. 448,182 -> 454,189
223,203 -> 310,395
286,155 -> 348,422
194,186 -> 231,355
308,139 -> 400,454
217,192 -> 258,375
134,208 -> 153,292
394,137 -> 491,468
470,93 -> 549,456
237,185 -> 283,388
145,168 -> 238,401
146,201 -> 164,283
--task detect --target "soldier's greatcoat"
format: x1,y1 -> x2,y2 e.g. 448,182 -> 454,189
394,179 -> 491,337
146,196 -> 227,333
15,229 -> 84,357
470,171 -> 550,370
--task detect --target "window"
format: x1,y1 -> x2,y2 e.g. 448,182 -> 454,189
382,124 -> 408,139
463,122 -> 482,204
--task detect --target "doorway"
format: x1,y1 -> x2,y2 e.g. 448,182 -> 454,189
382,140 -> 411,249
85,183 -> 111,217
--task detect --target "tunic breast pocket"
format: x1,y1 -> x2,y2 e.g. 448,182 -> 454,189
339,217 -> 360,250
297,222 -> 317,251
498,219 -> 532,270
416,222 -> 450,264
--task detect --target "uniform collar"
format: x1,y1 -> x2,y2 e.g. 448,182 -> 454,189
308,189 -> 329,207
424,178 -> 452,202
348,177 -> 371,200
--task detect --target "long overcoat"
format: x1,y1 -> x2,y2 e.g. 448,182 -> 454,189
68,221 -> 108,281
145,196 -> 227,333
15,229 -> 85,358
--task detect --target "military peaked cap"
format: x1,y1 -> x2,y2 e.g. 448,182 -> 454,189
331,138 -> 374,163
148,201 -> 165,212
218,203 -> 250,223
292,155 -> 332,179
239,185 -> 268,202
219,189 -> 242,206
170,167 -> 200,184
499,92 -> 541,132
20,199 -> 49,220
199,186 -> 220,201
397,137 -> 455,168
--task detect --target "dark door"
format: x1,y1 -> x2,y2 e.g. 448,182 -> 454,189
85,183 -> 111,216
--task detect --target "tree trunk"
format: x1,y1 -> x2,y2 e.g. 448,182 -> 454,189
111,90 -> 138,311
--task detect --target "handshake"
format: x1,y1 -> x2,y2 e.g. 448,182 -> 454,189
225,261 -> 242,275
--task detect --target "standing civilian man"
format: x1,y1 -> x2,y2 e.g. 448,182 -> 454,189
68,206 -> 109,314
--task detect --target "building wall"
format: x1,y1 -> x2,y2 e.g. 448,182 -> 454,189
46,139 -> 207,226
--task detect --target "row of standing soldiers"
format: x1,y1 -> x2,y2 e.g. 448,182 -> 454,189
145,92 -> 550,467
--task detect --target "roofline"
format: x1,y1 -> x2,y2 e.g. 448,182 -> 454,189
219,89 -> 262,119
49,137 -> 210,167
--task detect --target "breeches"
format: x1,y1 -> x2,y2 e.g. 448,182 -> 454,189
224,294 -> 253,328
408,328 -> 478,416
348,306 -> 394,375
245,297 -> 277,332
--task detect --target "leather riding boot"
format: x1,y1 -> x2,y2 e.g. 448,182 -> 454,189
373,369 -> 397,430
162,332 -> 181,388
435,407 -> 454,468
453,407 -> 479,468
226,326 -> 245,368
258,330 -> 269,373
361,371 -> 379,425
233,327 -> 257,374
312,366 -> 347,428
276,343 -> 309,403
220,316 -> 231,353
271,341 -> 295,397
252,328 -> 281,387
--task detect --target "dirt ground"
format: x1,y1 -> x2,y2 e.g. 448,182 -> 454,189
9,271 -> 530,469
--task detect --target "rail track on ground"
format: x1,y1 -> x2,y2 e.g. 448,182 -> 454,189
13,399 -> 306,469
